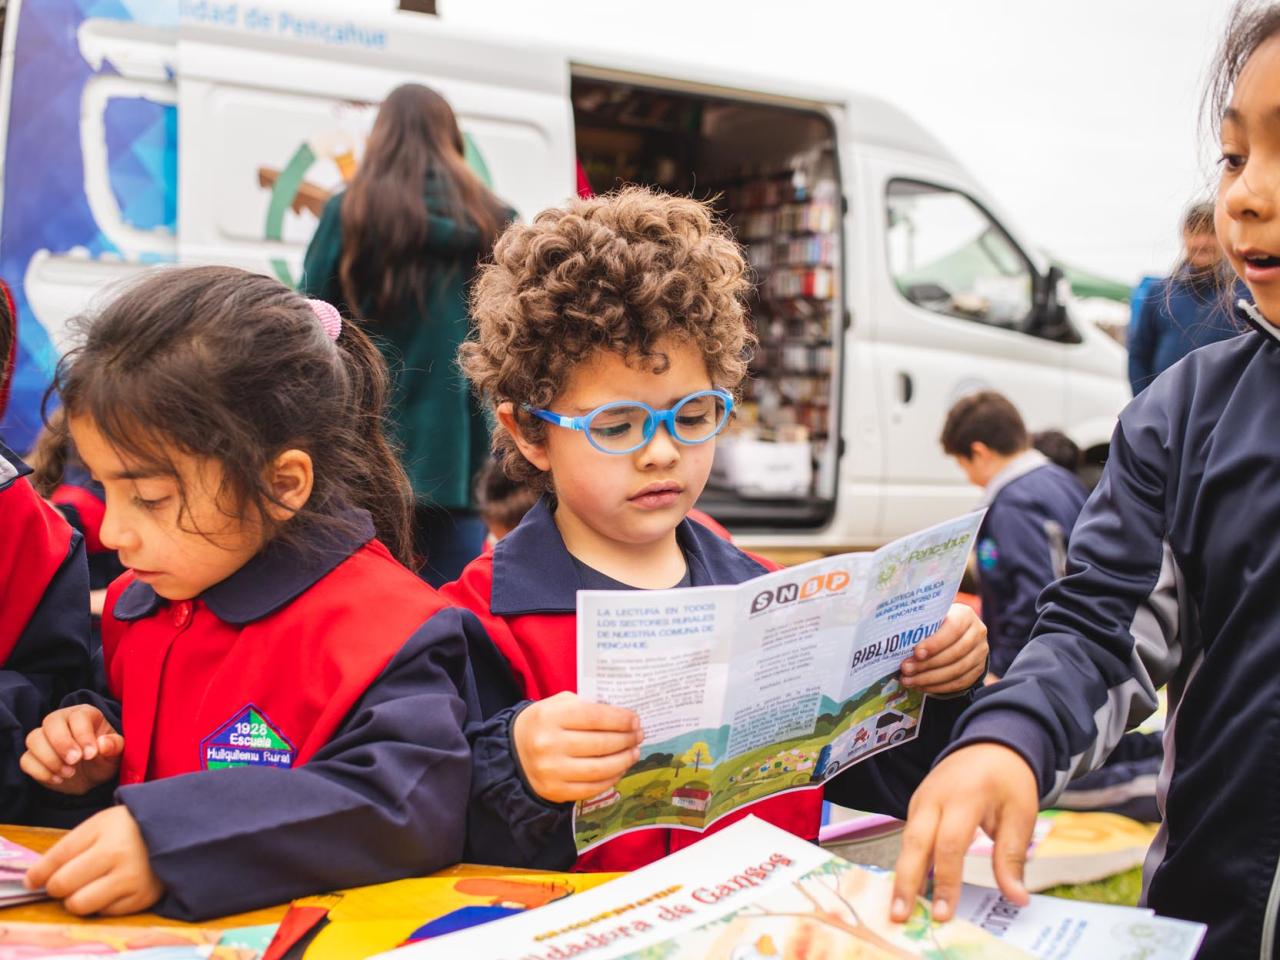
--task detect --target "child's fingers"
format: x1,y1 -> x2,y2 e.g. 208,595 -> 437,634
990,804 -> 1036,908
42,846 -> 108,904
890,802 -> 941,922
18,748 -> 62,786
67,709 -> 104,761
561,729 -> 643,758
39,716 -> 83,773
903,632 -> 972,673
562,701 -> 642,735
60,874 -> 121,917
926,808 -> 980,922
26,825 -> 96,890
903,647 -> 989,690
21,731 -> 71,783
97,734 -> 125,759
556,778 -> 630,802
94,889 -> 151,918
562,749 -> 641,784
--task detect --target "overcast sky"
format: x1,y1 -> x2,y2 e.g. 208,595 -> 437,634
440,0 -> 1235,284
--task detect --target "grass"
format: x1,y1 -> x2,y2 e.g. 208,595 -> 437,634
1043,866 -> 1144,906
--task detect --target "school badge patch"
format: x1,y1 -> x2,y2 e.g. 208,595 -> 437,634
201,704 -> 295,770
977,537 -> 1000,572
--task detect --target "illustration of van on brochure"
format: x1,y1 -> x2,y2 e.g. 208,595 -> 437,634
811,710 -> 918,782
0,0 -> 1129,550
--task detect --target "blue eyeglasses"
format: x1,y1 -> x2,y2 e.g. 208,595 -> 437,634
524,389 -> 735,455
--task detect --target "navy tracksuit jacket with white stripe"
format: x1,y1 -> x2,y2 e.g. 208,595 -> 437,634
946,304 -> 1276,959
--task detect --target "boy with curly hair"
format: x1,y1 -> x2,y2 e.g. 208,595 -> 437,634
447,187 -> 989,871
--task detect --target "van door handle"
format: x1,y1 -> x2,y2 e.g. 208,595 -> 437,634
898,372 -> 914,405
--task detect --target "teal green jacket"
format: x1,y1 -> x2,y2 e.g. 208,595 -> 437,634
301,181 -> 511,510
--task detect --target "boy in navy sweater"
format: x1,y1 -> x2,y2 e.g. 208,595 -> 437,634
940,391 -> 1086,680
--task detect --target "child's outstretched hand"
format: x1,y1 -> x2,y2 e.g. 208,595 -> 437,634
26,806 -> 163,915
513,691 -> 644,804
890,743 -> 1038,923
898,602 -> 988,694
21,705 -> 124,794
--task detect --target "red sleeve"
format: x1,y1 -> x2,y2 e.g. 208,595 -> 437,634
0,477 -> 74,662
441,556 -> 541,699
51,483 -> 107,553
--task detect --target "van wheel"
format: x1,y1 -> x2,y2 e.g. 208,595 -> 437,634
889,729 -> 908,744
824,761 -> 841,778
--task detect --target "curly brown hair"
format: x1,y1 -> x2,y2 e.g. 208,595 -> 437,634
460,186 -> 755,490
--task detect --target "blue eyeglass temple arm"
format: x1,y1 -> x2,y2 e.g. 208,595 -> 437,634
525,407 -> 580,429
524,390 -> 734,433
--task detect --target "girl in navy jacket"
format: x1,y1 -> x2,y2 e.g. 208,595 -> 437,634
19,266 -> 471,921
0,279 -> 92,824
893,6 -> 1280,955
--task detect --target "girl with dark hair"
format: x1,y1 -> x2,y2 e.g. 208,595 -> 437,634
892,4 -> 1280,954
302,83 -> 514,586
19,266 -> 471,921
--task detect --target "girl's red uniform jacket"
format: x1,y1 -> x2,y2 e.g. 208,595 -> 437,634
0,441 -> 91,822
448,499 -> 971,872
81,510 -> 472,921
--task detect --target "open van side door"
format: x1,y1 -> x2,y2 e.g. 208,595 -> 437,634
176,2 -> 574,284
857,149 -> 1071,540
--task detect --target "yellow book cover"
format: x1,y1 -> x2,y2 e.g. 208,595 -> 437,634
288,871 -> 623,960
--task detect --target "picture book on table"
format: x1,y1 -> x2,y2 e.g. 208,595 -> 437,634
372,817 -> 1205,960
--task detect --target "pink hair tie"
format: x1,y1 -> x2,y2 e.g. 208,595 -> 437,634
308,299 -> 342,342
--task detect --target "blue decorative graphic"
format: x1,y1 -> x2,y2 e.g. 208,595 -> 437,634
105,98 -> 178,232
977,537 -> 1000,572
0,0 -> 178,449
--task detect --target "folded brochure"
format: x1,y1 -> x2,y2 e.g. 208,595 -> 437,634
374,816 -> 1203,960
574,511 -> 984,852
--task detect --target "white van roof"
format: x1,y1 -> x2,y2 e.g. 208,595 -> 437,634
376,5 -> 957,164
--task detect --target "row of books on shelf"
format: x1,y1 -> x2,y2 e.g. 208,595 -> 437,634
715,169 -> 838,212
763,265 -> 836,300
756,341 -> 835,376
747,233 -> 838,270
736,200 -> 839,241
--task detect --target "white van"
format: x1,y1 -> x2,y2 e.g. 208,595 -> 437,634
0,1 -> 1128,551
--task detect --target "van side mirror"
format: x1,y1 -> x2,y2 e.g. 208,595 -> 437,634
1029,264 -> 1079,343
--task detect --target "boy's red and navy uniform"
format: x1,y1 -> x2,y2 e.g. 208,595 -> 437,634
74,511 -> 472,921
0,441 -> 91,822
447,498 -> 973,872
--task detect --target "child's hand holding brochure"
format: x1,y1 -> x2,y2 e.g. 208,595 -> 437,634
574,511 -> 986,852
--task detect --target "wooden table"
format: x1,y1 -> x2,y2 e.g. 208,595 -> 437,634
0,827 -> 538,933
0,825 -> 290,930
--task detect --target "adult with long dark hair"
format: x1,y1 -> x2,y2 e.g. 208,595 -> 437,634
303,84 -> 513,585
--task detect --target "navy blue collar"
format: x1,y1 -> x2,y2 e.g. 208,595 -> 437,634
490,497 -> 767,616
0,439 -> 30,492
112,509 -> 377,625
